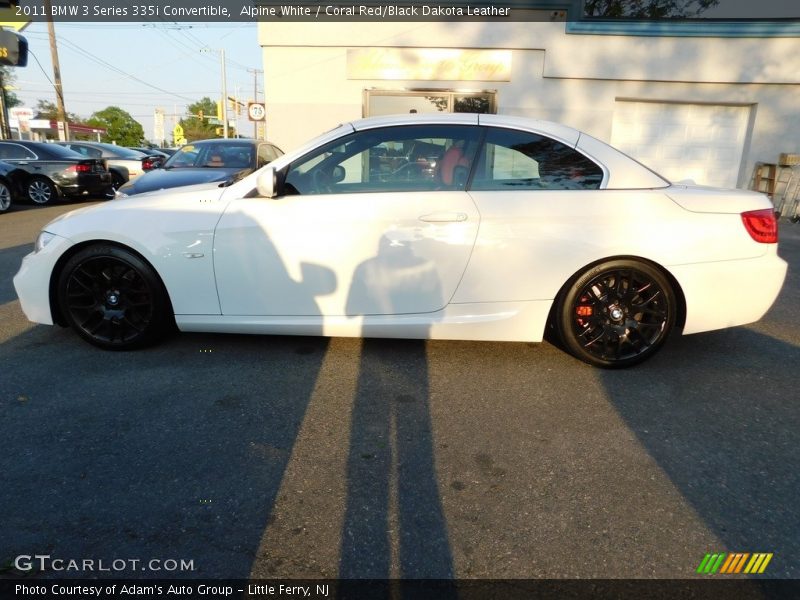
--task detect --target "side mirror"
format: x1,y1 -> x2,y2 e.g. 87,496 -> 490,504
256,166 -> 277,198
331,165 -> 346,184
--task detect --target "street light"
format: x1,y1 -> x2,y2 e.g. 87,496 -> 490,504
201,47 -> 228,139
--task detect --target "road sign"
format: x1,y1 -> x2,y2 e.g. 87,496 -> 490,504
173,123 -> 184,138
0,29 -> 27,66
248,102 -> 266,122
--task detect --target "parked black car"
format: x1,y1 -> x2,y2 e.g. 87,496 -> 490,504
57,142 -> 160,190
0,160 -> 27,214
0,141 -> 113,205
117,138 -> 282,196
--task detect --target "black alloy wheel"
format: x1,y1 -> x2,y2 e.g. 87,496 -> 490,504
58,245 -> 171,349
28,177 -> 58,205
556,260 -> 676,368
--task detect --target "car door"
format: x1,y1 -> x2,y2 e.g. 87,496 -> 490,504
454,126 -> 608,304
213,124 -> 483,317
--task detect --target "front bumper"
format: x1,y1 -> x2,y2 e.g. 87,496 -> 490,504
13,233 -> 75,326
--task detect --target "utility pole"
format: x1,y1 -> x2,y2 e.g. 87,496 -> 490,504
248,68 -> 262,139
43,0 -> 69,141
220,48 -> 228,138
203,47 -> 228,138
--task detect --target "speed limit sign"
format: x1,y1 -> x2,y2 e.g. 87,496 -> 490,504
248,102 -> 266,121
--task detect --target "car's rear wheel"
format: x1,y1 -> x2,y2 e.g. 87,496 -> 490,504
110,171 -> 125,191
58,244 -> 171,350
555,259 -> 676,368
0,180 -> 11,212
28,177 -> 58,205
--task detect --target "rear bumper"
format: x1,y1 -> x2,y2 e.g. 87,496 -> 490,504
670,251 -> 788,335
59,172 -> 113,196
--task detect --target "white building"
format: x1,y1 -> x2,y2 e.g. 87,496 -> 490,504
258,9 -> 799,189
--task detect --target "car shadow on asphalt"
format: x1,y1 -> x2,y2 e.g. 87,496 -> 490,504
599,327 -> 800,578
0,325 -> 332,579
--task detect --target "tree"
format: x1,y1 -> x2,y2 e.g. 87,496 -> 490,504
0,66 -> 22,109
179,96 -> 236,142
85,106 -> 145,146
180,97 -> 219,142
33,99 -> 82,124
584,0 -> 720,18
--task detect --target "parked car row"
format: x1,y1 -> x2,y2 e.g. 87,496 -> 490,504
0,138 -> 283,213
0,141 -> 113,212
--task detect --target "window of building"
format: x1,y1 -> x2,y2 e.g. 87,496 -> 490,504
364,90 -> 496,117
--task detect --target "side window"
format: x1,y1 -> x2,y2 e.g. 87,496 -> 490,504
283,125 -> 482,195
471,128 -> 604,191
0,144 -> 35,160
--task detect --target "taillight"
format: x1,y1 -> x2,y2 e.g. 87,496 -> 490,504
65,163 -> 92,173
142,158 -> 156,170
741,208 -> 778,244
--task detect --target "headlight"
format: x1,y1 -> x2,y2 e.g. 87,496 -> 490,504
35,231 -> 56,252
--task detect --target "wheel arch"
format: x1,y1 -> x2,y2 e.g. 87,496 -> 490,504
545,254 -> 687,337
49,239 -> 175,327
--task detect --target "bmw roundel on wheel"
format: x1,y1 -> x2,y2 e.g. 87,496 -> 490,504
13,114 -> 787,367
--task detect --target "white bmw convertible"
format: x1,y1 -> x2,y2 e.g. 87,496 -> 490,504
14,114 -> 787,367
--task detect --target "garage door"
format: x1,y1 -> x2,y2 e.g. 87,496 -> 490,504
610,101 -> 750,188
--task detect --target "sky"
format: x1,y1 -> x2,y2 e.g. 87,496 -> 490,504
9,21 -> 263,144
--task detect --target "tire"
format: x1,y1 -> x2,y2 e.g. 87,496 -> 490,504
28,177 -> 59,205
0,180 -> 11,213
110,171 -> 125,191
57,244 -> 172,350
555,259 -> 676,368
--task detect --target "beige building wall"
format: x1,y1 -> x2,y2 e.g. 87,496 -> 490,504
259,21 -> 799,188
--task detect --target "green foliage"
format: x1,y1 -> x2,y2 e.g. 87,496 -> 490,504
584,0 -> 720,18
179,97 -> 218,142
0,66 -> 21,108
177,96 -> 236,142
85,106 -> 145,146
33,99 -> 82,123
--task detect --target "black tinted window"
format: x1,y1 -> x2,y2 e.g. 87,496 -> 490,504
0,143 -> 36,160
471,128 -> 604,191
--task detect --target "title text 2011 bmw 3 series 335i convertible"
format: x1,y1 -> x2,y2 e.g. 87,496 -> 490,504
14,114 -> 787,368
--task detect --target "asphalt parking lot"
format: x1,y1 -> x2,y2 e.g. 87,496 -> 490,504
1,200 -> 798,580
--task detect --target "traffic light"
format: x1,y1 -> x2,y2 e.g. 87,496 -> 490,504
198,110 -> 204,121
216,101 -> 222,120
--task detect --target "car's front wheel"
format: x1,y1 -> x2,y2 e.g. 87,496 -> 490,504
555,259 -> 676,368
0,179 -> 11,212
28,177 -> 58,205
57,244 -> 172,349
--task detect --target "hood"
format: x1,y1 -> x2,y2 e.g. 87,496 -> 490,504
118,166 -> 251,195
43,184 -> 228,240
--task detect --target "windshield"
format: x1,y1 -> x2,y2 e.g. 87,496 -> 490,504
164,142 -> 254,169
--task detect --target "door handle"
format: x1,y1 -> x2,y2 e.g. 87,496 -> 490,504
418,212 -> 468,223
